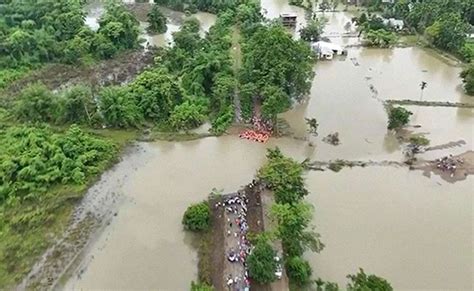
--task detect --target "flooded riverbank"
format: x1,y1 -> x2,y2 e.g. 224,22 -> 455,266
57,3 -> 474,291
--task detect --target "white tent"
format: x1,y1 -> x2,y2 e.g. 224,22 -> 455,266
311,41 -> 344,60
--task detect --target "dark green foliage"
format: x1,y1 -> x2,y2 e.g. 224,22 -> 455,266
241,23 -> 314,105
129,67 -> 183,122
98,86 -> 142,128
148,5 -> 167,34
210,105 -> 234,135
169,100 -> 207,130
239,82 -> 256,121
460,63 -> 474,95
258,148 -> 307,204
14,83 -> 59,123
425,13 -> 470,52
299,18 -> 326,42
387,106 -> 412,130
261,85 -> 291,124
316,279 -> 340,291
182,201 -> 210,231
190,281 -> 214,291
364,28 -> 397,47
386,0 -> 472,54
247,239 -> 277,284
98,1 -> 140,50
0,125 -> 116,203
285,256 -> 312,285
59,85 -> 99,125
0,0 -> 140,69
347,268 -> 393,291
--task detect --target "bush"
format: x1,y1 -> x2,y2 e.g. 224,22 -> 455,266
59,85 -> 99,125
247,239 -> 277,284
285,256 -> 312,286
190,281 -> 213,291
460,63 -> 474,95
387,106 -> 412,130
409,135 -> 430,146
182,202 -> 210,231
347,268 -> 393,291
98,86 -> 142,128
210,105 -> 234,135
15,83 -> 59,123
148,4 -> 167,34
169,100 -> 207,130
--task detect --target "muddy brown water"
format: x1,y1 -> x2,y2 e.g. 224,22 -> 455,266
55,3 -> 474,291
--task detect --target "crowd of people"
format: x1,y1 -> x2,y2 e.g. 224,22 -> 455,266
435,155 -> 464,176
213,180 -> 264,291
239,117 -> 273,143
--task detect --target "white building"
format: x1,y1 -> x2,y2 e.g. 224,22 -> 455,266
311,41 -> 345,60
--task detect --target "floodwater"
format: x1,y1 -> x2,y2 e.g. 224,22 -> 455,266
86,1 -> 216,48
63,2 -> 474,291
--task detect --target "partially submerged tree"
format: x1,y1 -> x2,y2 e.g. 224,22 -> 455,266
182,201 -> 210,231
305,117 -> 319,136
148,4 -> 167,34
299,18 -> 327,42
347,268 -> 393,291
387,106 -> 412,130
285,256 -> 312,286
460,63 -> 474,95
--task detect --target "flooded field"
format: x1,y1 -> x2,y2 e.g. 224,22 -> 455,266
58,2 -> 474,291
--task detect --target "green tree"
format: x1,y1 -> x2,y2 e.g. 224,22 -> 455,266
241,23 -> 314,103
59,85 -> 98,124
190,281 -> 214,291
261,85 -> 290,131
285,256 -> 312,285
182,201 -> 210,231
15,83 -> 59,123
460,63 -> 474,95
148,4 -> 167,34
425,13 -> 470,52
270,202 -> 324,257
98,1 -> 140,50
299,18 -> 327,42
258,148 -> 307,204
387,106 -> 412,130
168,100 -> 207,130
247,239 -> 277,284
347,268 -> 393,291
98,86 -> 142,128
129,67 -> 183,122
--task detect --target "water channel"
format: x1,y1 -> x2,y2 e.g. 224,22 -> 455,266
63,1 -> 474,290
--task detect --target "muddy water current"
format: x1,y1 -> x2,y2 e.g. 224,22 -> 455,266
58,2 -> 474,291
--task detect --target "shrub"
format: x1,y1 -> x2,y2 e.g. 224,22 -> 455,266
247,239 -> 277,284
387,106 -> 412,130
169,100 -> 207,130
14,83 -> 59,123
347,268 -> 393,291
409,135 -> 430,146
190,281 -> 213,291
148,4 -> 167,34
182,202 -> 210,231
460,63 -> 474,95
285,256 -> 312,286
98,86 -> 142,128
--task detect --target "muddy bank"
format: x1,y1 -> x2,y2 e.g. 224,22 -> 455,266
385,99 -> 474,108
2,49 -> 155,98
19,144 -> 150,290
414,151 -> 474,183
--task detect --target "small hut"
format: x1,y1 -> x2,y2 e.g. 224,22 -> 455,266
280,14 -> 297,27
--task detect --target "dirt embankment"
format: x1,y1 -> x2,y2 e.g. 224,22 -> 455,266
385,99 -> 474,108
2,49 -> 156,100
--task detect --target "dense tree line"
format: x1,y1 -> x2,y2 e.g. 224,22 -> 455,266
258,148 -> 323,286
154,0 -> 241,14
362,0 -> 474,61
0,0 -> 140,78
460,63 -> 474,95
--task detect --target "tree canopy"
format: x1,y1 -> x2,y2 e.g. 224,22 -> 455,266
460,63 -> 474,95
247,239 -> 277,284
347,268 -> 393,291
182,201 -> 211,231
